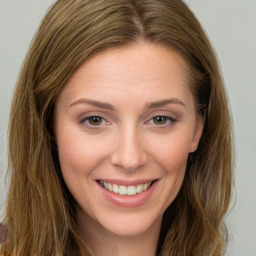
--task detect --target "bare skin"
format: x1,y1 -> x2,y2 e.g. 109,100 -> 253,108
54,42 -> 204,255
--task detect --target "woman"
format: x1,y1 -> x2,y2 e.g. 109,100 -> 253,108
0,0 -> 233,255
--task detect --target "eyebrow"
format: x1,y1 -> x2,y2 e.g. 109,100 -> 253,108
69,99 -> 115,110
69,98 -> 186,110
145,98 -> 186,109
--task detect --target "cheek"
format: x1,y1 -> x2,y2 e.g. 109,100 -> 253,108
56,129 -> 111,216
56,128 -> 110,180
145,131 -> 191,213
147,131 -> 192,174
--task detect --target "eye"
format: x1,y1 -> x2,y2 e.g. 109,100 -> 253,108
148,115 -> 176,127
82,116 -> 106,127
152,116 -> 169,125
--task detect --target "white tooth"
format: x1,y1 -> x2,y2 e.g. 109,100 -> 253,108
127,186 -> 136,195
103,182 -> 108,189
143,183 -> 148,191
108,183 -> 113,192
113,184 -> 119,193
136,184 -> 143,194
102,182 -> 152,195
119,185 -> 127,195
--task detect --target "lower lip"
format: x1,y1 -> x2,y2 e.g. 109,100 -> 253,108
96,181 -> 159,208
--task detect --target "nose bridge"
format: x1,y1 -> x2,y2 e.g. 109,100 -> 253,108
111,123 -> 147,171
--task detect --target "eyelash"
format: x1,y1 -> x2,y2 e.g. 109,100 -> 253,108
79,115 -> 177,129
146,115 -> 177,128
79,115 -> 107,128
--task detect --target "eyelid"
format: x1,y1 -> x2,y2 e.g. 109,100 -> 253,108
145,114 -> 177,128
144,110 -> 177,121
78,111 -> 178,130
79,114 -> 110,129
78,111 -> 109,121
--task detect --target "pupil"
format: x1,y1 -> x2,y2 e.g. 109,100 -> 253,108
154,116 -> 166,125
90,116 -> 101,125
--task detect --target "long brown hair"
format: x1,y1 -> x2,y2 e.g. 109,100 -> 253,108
1,0 -> 233,255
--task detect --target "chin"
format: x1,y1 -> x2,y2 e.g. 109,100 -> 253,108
89,207 -> 163,238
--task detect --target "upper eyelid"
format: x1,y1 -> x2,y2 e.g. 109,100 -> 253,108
144,111 -> 177,121
78,110 -> 178,123
79,116 -> 109,130
79,112 -> 109,121
79,116 -> 176,131
80,115 -> 107,122
146,115 -> 177,124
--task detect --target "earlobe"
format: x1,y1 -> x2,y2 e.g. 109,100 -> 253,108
189,117 -> 205,153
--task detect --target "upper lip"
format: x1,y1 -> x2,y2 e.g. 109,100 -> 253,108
96,179 -> 159,186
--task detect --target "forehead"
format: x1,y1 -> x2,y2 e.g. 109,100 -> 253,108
72,42 -> 189,81
57,42 -> 193,107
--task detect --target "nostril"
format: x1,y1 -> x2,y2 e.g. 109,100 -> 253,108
111,149 -> 148,171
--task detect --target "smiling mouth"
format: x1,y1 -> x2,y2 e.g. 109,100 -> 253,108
98,180 -> 157,196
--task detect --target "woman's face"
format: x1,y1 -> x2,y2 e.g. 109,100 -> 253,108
54,42 -> 204,238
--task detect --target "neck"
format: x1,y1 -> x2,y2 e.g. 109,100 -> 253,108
77,211 -> 162,256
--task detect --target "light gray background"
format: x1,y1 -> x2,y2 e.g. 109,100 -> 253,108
0,0 -> 255,255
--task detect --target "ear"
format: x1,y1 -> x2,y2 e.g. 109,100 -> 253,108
189,117 -> 205,153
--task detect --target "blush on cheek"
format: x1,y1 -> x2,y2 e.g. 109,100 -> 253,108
57,134 -> 110,181
59,148 -> 90,175
151,138 -> 190,175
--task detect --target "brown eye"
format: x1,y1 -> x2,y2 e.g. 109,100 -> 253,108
152,116 -> 168,125
86,116 -> 105,126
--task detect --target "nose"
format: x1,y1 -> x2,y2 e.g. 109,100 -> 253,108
110,126 -> 148,171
